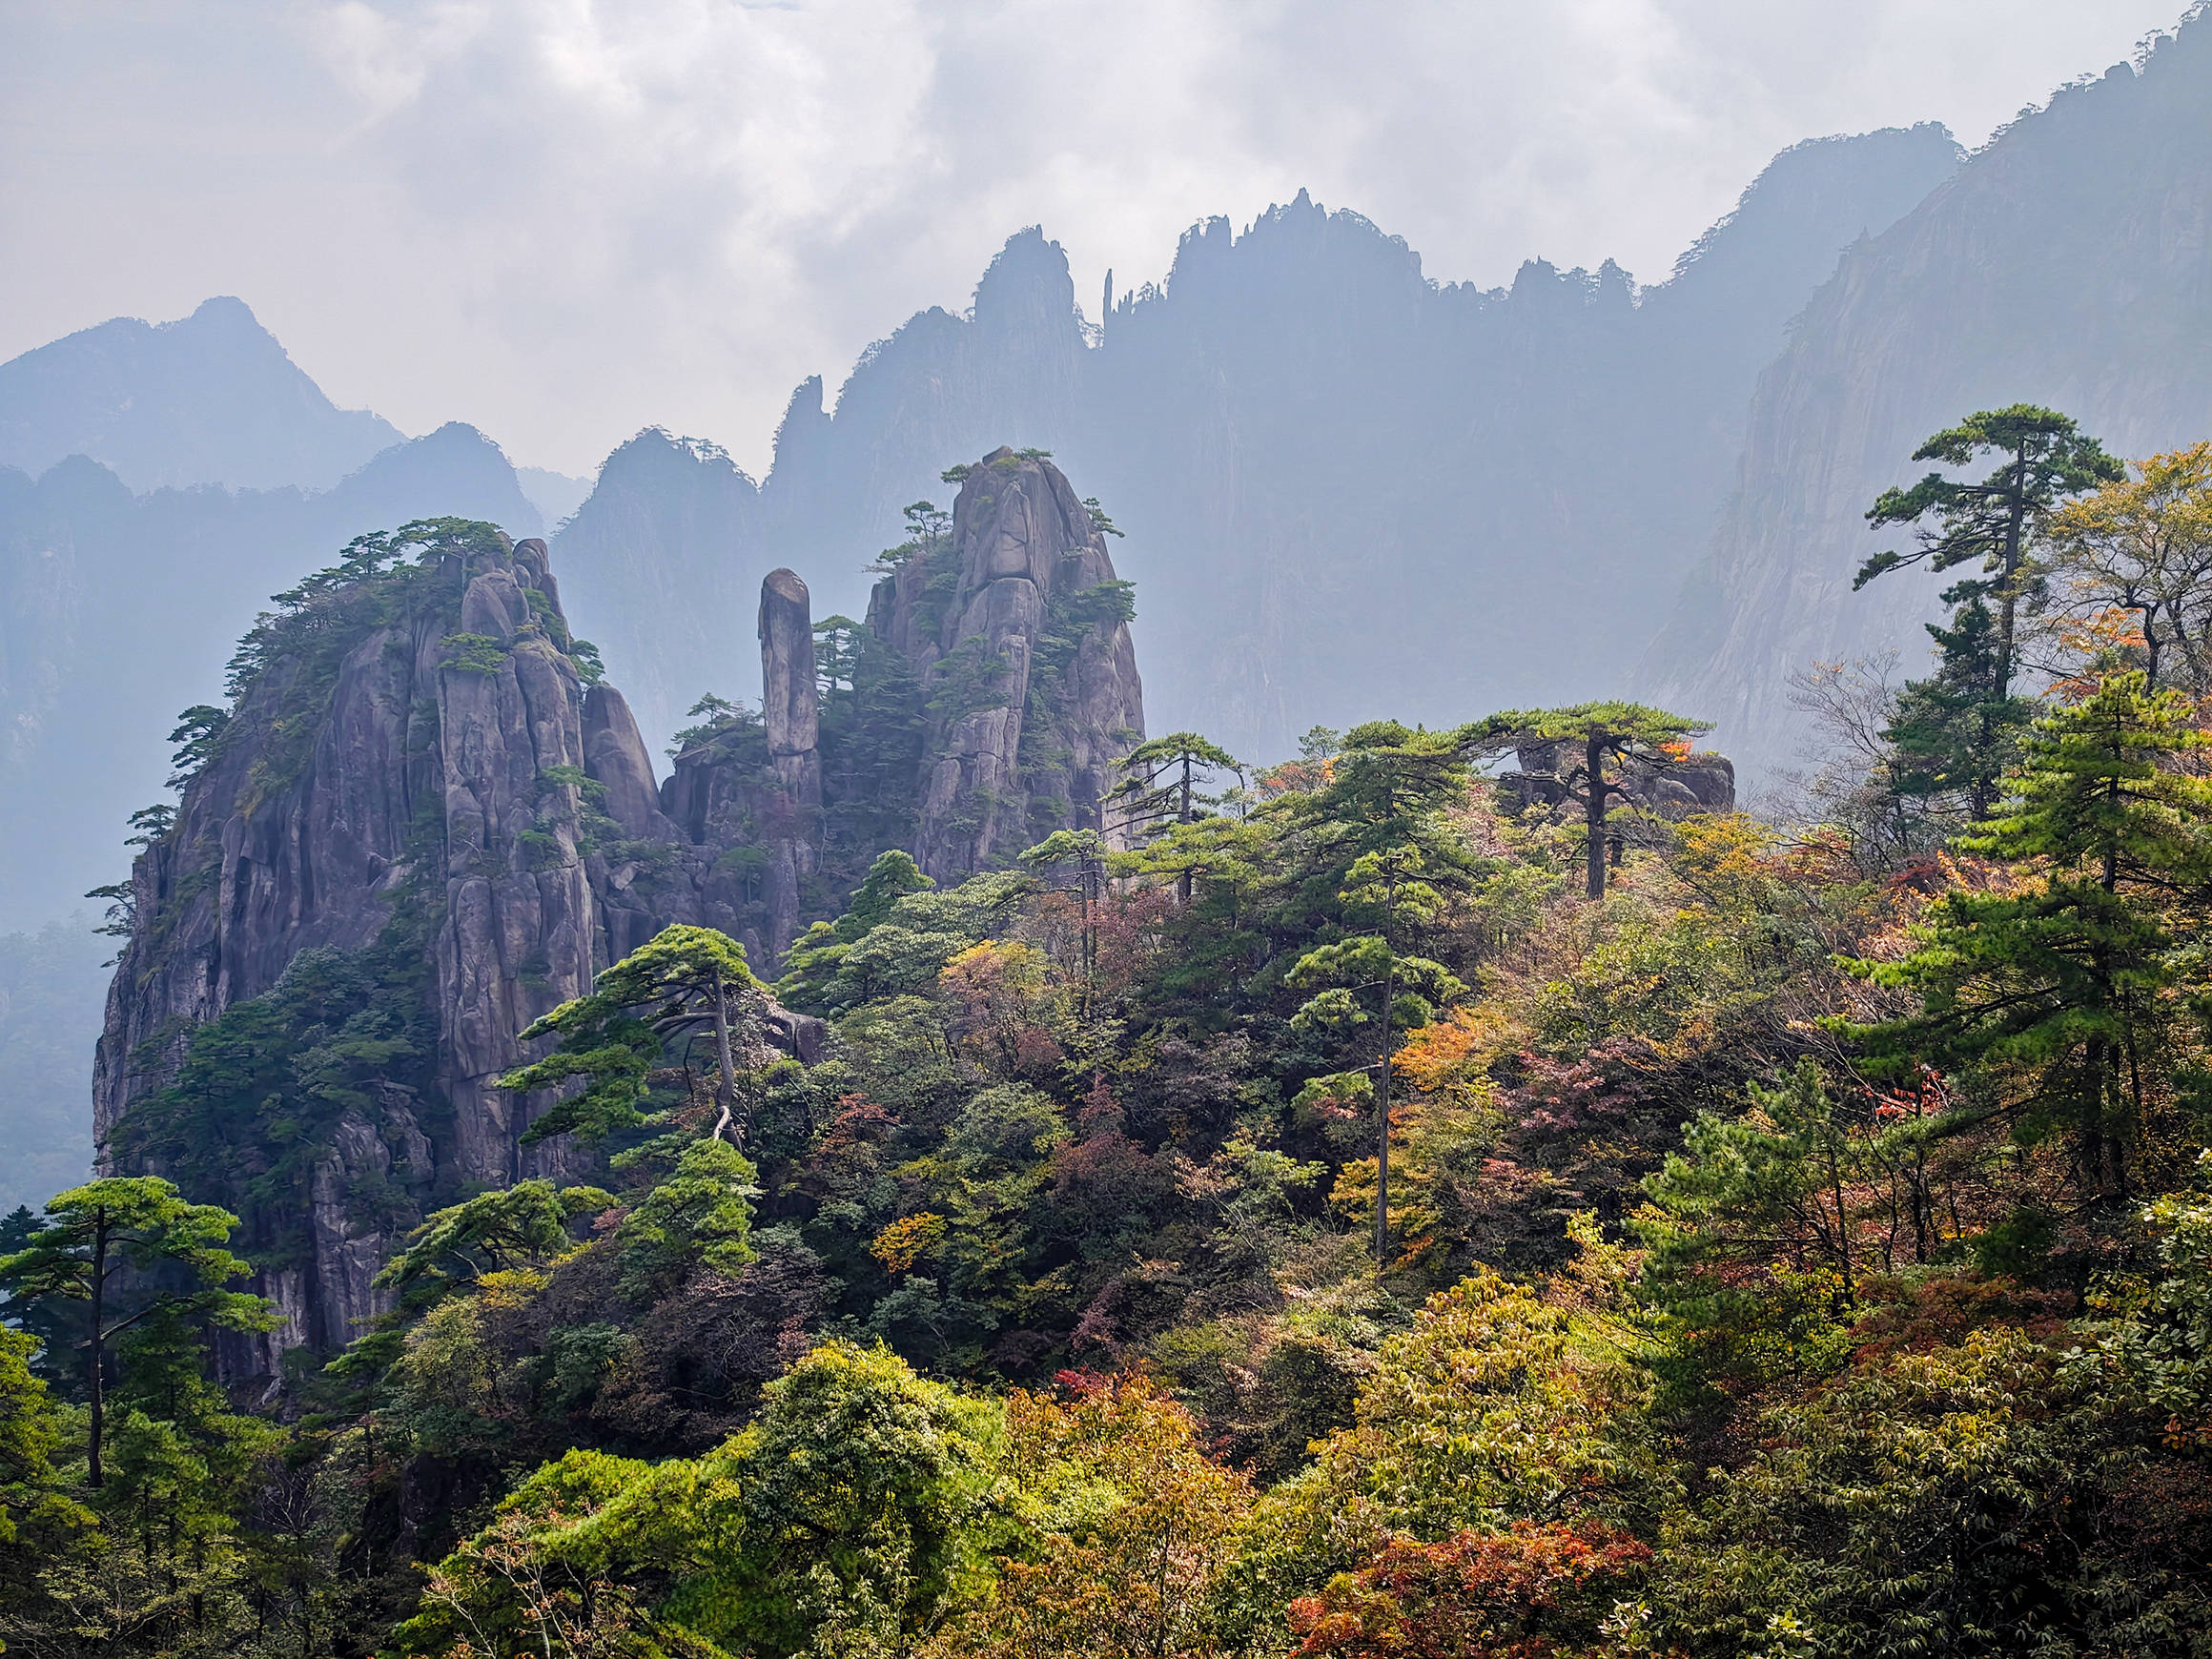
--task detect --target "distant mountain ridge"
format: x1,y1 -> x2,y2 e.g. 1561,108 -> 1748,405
1638,17 -> 2212,780
0,422 -> 543,923
0,296 -> 404,493
553,125 -> 1964,759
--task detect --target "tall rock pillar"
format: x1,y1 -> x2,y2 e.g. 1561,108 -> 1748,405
912,449 -> 1145,878
759,568 -> 822,965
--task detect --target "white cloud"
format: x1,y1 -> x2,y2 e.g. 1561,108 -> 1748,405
0,0 -> 2189,474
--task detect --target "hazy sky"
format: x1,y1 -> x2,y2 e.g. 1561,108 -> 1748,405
0,1 -> 2191,477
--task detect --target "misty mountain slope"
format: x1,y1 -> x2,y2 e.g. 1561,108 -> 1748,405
518,465 -> 595,530
0,421 -> 543,924
1076,128 -> 1960,755
1639,22 -> 2212,780
0,296 -> 404,493
551,429 -> 765,753
0,918 -> 110,1213
558,126 -> 1958,763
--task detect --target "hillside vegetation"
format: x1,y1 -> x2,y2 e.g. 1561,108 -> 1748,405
10,412 -> 2212,1655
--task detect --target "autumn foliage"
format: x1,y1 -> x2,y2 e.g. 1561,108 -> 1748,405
1287,1522 -> 1652,1659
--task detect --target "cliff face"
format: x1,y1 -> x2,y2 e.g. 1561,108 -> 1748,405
1637,22 -> 2212,780
661,449 -> 1146,951
906,449 -> 1143,877
95,531 -> 683,1379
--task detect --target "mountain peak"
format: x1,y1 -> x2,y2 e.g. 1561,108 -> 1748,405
0,297 -> 403,493
181,295 -> 265,332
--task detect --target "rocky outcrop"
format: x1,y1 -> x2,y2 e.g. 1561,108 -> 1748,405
433,540 -> 605,1187
883,449 -> 1144,877
759,569 -> 823,956
1494,745 -> 1735,819
92,527 -> 830,1383
660,450 -> 1147,948
93,532 -> 605,1368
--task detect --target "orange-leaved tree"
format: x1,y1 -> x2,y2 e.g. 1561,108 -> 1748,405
1287,1521 -> 1652,1659
926,1372 -> 1252,1659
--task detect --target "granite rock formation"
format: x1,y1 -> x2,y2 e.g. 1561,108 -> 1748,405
904,449 -> 1144,877
1494,744 -> 1736,820
760,567 -> 824,952
661,449 -> 1147,943
93,527 -> 819,1383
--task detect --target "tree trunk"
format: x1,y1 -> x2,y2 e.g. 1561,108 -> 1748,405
1178,758 -> 1195,905
1994,444 -> 2029,699
710,966 -> 740,1145
1376,952 -> 1392,1267
88,1210 -> 108,1489
1585,731 -> 1608,900
1973,444 -> 2035,826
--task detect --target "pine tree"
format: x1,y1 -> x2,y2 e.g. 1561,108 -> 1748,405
0,1179 -> 272,1487
1850,673 -> 2212,1204
1857,405 -> 2120,818
1884,597 -> 2028,817
1286,722 -> 1478,1260
1474,703 -> 1709,899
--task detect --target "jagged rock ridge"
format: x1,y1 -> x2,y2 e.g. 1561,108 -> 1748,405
549,127 -> 1961,762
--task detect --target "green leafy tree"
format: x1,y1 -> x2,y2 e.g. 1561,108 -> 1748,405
502,924 -> 765,1146
399,1341 -> 1010,1659
780,850 -> 937,1013
373,1180 -> 613,1301
1857,405 -> 2121,817
0,1326 -> 84,1559
1475,703 -> 1708,900
2039,440 -> 2212,695
1849,673 -> 2212,1204
1285,722 -> 1478,1260
1022,829 -> 1109,1016
613,1137 -> 759,1299
163,704 -> 230,790
0,1178 -> 272,1487
1220,1273 -> 1637,1646
1110,732 -> 1244,908
667,691 -> 754,757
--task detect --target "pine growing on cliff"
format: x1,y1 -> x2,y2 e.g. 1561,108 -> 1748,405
1856,405 -> 2121,818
